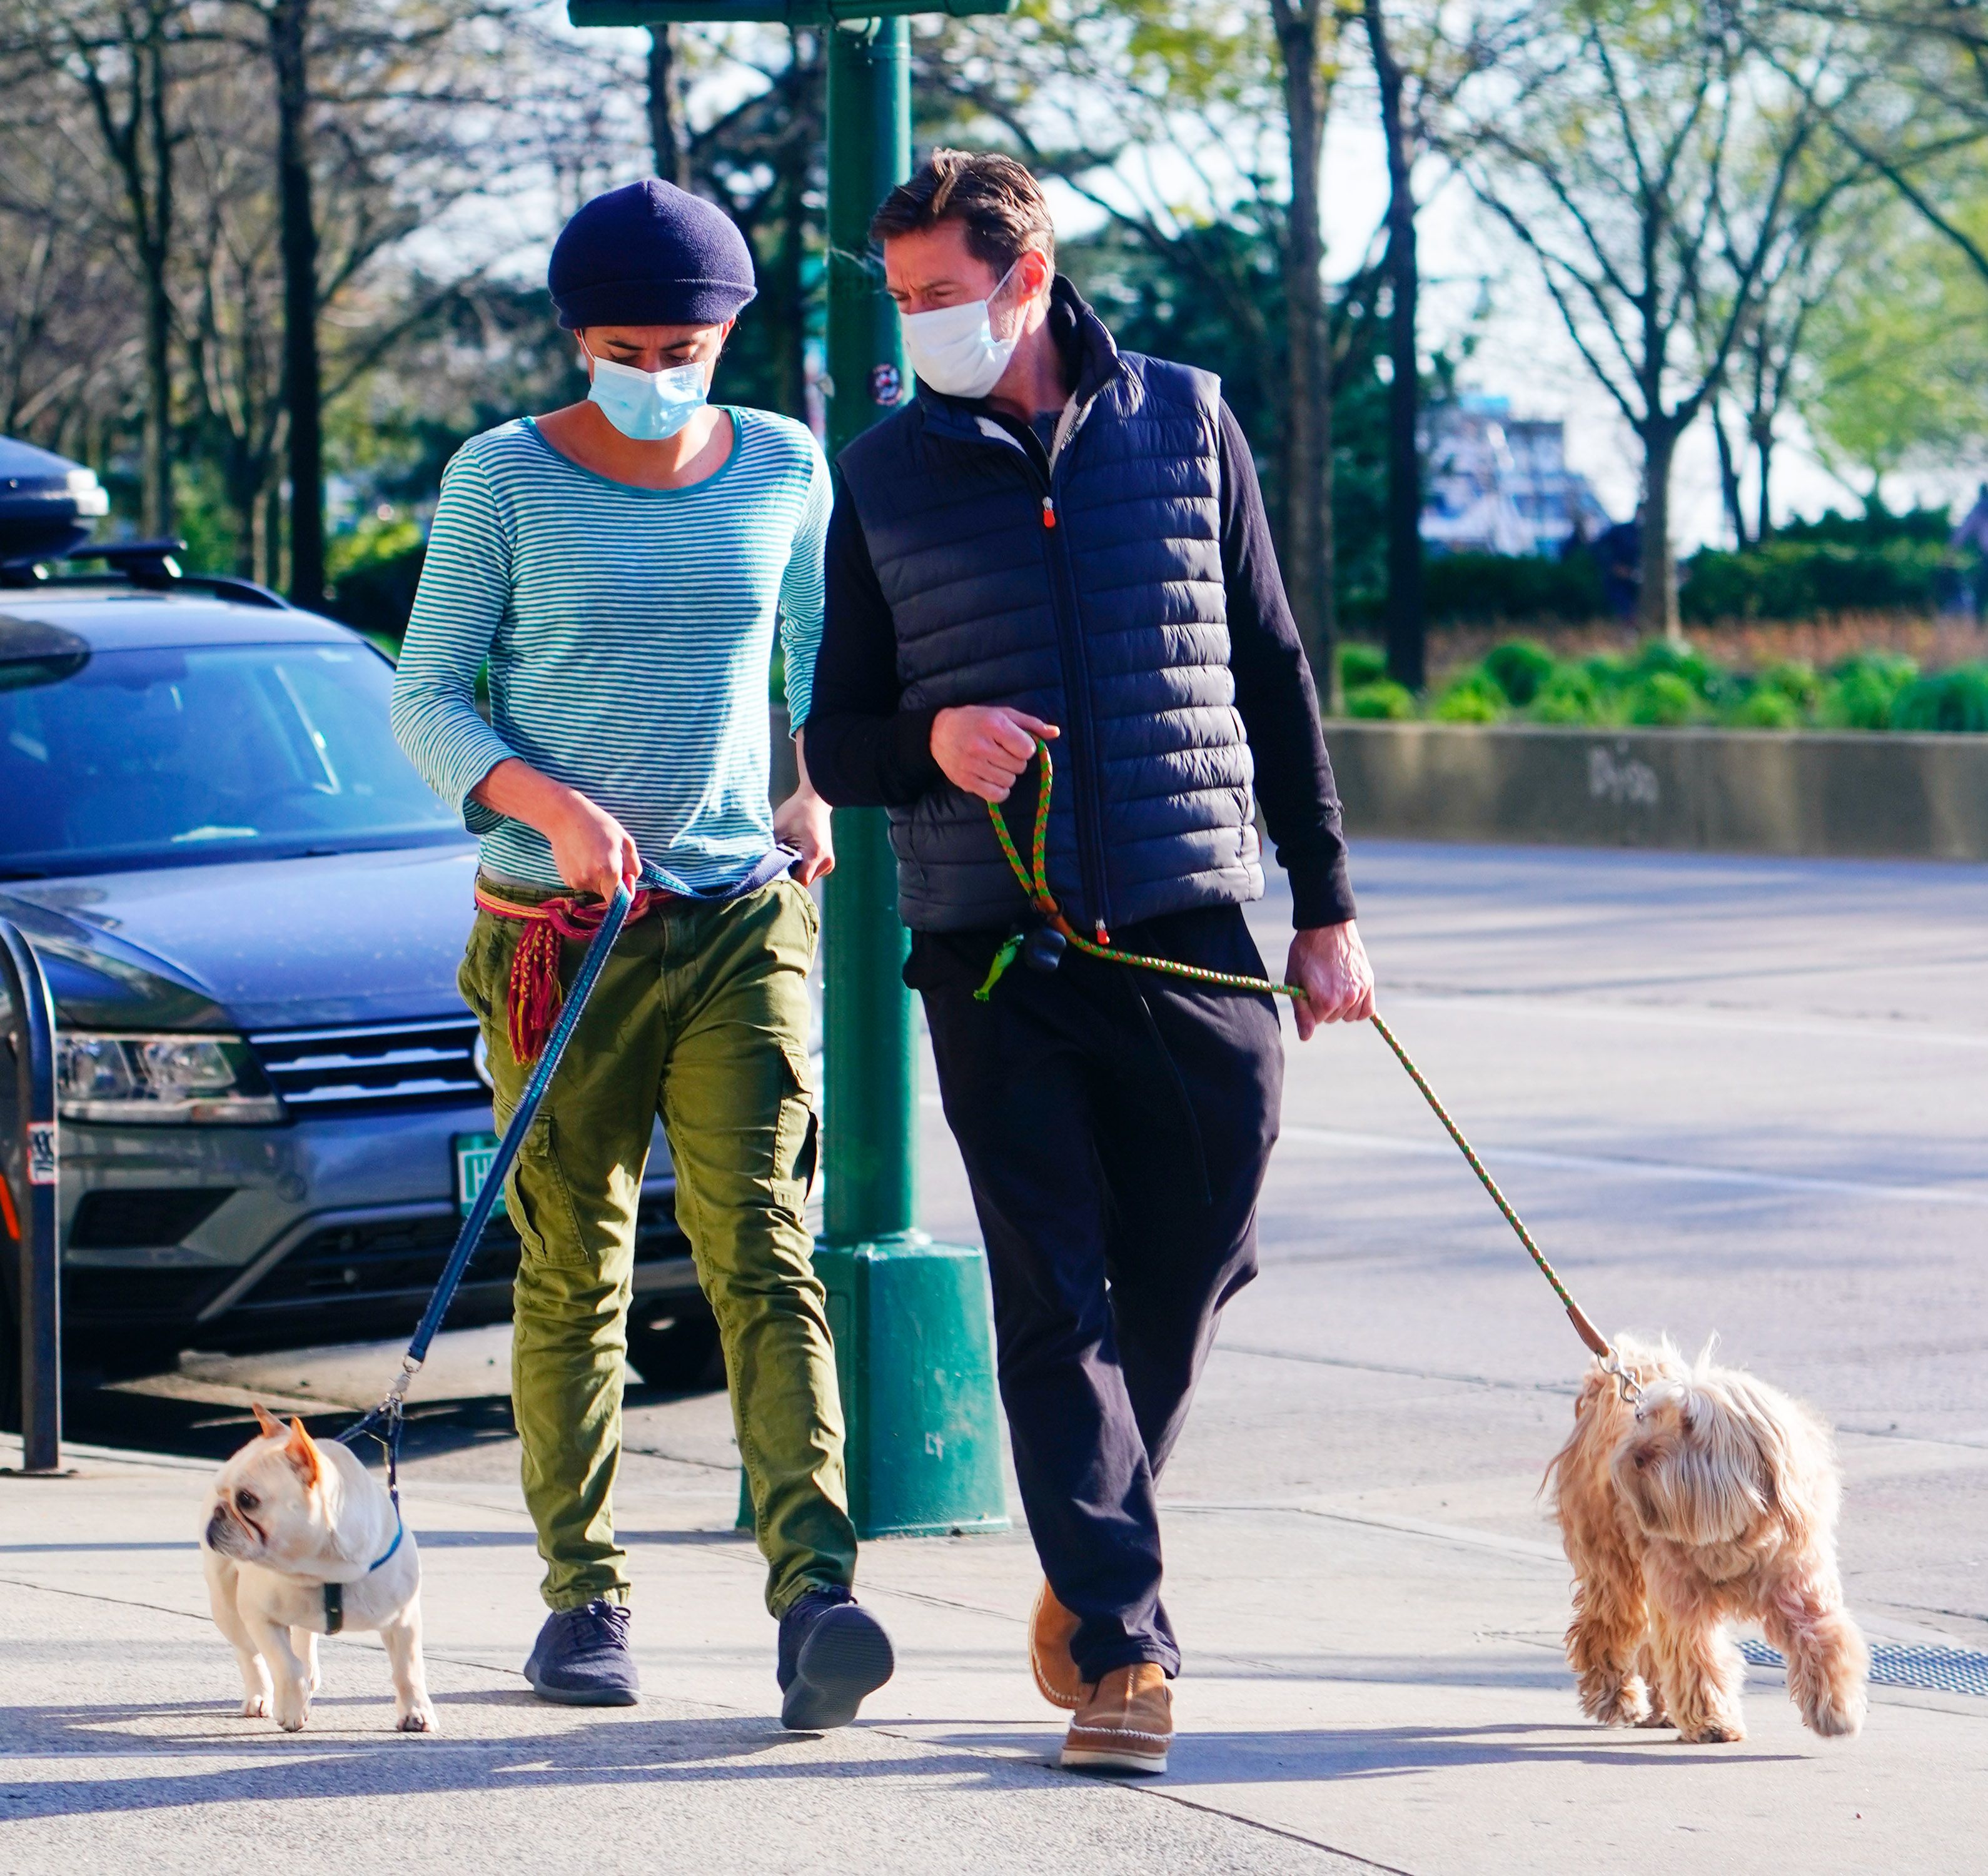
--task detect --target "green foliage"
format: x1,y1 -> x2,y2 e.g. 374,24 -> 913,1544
1890,665 -> 1988,734
1682,536 -> 1963,622
1344,678 -> 1420,720
1730,688 -> 1801,729
1431,673 -> 1509,723
1630,637 -> 1720,698
1338,642 -> 1389,691
326,514 -> 425,641
1625,672 -> 1702,727
1528,667 -> 1605,725
1759,660 -> 1822,711
1423,551 -> 1605,625
1822,651 -> 1919,730
1480,638 -> 1557,707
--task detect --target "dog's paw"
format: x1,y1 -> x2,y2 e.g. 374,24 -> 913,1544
1676,1718 -> 1745,1744
395,1703 -> 438,1735
273,1692 -> 311,1733
238,1692 -> 270,1720
1578,1673 -> 1651,1727
1800,1690 -> 1865,1740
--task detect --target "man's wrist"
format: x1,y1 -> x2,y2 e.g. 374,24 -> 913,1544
1287,855 -> 1356,930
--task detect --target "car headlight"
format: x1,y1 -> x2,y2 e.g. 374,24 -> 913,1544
56,1032 -> 283,1124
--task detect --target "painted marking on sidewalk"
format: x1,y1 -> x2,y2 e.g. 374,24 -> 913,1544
1278,1123 -> 1988,1209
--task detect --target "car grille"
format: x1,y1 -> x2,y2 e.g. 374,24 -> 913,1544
250,1016 -> 485,1116
237,1191 -> 686,1312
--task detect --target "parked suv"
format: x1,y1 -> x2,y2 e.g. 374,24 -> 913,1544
0,517 -> 715,1403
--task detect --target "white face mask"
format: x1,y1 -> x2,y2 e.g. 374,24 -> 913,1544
582,341 -> 709,441
899,258 -> 1031,400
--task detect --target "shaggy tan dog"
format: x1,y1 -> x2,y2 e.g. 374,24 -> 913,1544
1546,1334 -> 1868,1743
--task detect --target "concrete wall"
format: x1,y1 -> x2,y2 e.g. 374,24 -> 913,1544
1323,720 -> 1988,861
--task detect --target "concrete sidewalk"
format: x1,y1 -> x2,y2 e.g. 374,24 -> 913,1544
4,1366 -> 1982,1876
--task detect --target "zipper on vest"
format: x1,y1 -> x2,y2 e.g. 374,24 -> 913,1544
1034,456 -> 1113,939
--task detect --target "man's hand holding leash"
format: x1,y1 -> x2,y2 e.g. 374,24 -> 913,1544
1286,921 -> 1375,1039
933,704 -> 1059,802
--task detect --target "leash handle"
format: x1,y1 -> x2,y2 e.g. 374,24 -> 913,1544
1368,1009 -> 1613,1363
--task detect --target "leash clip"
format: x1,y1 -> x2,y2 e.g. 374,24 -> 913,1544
1600,1349 -> 1644,1407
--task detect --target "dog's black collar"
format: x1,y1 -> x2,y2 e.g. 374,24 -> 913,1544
320,1505 -> 405,1635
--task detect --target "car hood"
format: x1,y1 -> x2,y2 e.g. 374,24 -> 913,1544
1,843 -> 483,1031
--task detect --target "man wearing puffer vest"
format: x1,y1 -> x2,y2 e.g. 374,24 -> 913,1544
804,149 -> 1375,1775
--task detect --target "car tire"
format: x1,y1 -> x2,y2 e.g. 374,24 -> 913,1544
624,1294 -> 724,1394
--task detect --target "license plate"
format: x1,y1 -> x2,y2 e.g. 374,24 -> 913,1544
453,1132 -> 507,1218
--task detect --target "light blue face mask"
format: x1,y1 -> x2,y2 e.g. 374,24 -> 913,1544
583,345 -> 709,441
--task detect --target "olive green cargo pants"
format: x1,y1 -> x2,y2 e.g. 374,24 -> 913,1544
458,876 -> 856,1616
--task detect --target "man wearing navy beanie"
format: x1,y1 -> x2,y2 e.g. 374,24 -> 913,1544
394,177 -> 894,1729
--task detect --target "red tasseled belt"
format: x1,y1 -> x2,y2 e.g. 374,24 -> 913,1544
473,880 -> 672,1064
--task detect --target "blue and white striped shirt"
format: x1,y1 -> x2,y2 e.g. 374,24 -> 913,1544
390,410 -> 829,892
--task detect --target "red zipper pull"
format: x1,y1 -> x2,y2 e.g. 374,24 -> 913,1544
1042,496 -> 1056,530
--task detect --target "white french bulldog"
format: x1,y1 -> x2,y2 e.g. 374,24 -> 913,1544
201,1402 -> 435,1733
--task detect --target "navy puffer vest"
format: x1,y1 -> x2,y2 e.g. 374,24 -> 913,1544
837,283 -> 1262,934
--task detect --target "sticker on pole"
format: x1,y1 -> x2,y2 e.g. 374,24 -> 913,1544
27,1122 -> 57,1186
868,362 -> 902,406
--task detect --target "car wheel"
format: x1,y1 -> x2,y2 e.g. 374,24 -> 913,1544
624,1295 -> 723,1394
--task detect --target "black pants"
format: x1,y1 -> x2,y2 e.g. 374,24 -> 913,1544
913,905 -> 1282,1682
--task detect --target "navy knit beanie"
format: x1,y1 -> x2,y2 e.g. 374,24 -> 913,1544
548,179 -> 757,330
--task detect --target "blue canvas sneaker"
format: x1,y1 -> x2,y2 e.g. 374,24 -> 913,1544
524,1598 -> 640,1706
776,1585 -> 895,1730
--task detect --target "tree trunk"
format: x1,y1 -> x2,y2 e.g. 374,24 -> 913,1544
1271,1 -> 1335,709
1365,0 -> 1421,692
1636,420 -> 1680,641
270,0 -> 325,604
1712,401 -> 1748,550
139,13 -> 174,538
1753,426 -> 1775,544
647,26 -> 688,188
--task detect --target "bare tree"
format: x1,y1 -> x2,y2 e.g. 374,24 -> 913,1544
1451,4 -> 1854,638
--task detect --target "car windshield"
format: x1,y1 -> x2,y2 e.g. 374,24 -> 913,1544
1,638 -> 465,877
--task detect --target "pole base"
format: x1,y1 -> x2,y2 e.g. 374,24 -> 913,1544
737,1233 -> 1009,1542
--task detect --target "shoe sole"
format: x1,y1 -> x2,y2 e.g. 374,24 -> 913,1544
525,1675 -> 640,1708
1060,1743 -> 1168,1775
779,1603 -> 896,1730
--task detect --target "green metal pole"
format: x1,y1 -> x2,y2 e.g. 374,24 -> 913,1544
822,18 -> 915,1248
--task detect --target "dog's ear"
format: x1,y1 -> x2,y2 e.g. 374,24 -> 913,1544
283,1417 -> 323,1487
251,1401 -> 283,1440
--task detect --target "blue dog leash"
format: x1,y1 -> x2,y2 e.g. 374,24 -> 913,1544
335,881 -> 638,1498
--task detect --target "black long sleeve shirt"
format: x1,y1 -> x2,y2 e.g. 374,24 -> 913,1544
804,398 -> 1356,931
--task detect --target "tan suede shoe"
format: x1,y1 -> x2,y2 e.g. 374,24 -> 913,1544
1029,1580 -> 1086,1710
1060,1662 -> 1173,1773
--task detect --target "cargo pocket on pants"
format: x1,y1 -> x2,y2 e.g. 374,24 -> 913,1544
508,1109 -> 593,1268
770,1041 -> 819,1211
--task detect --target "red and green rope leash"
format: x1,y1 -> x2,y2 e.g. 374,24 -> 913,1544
976,738 -> 1625,1379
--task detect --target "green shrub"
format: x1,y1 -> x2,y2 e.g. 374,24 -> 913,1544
1890,664 -> 1988,734
1338,642 -> 1388,691
1528,668 -> 1605,725
1822,651 -> 1918,730
1343,679 -> 1419,720
327,515 -> 425,640
1423,550 -> 1605,623
1481,638 -> 1558,707
1730,688 -> 1800,729
1760,660 -> 1822,711
1682,536 -> 1963,621
1626,671 -> 1700,726
1631,637 -> 1720,698
1432,673 -> 1509,723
